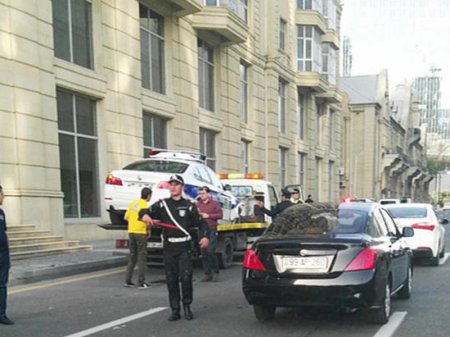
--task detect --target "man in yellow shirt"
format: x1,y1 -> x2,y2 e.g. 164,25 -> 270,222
124,187 -> 152,288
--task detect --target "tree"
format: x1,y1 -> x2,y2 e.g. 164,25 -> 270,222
427,158 -> 447,175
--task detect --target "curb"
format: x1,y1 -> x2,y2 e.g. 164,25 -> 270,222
9,256 -> 128,287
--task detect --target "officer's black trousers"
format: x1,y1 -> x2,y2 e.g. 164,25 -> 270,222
163,242 -> 193,312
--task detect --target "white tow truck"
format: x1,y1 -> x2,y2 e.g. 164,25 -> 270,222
218,173 -> 280,247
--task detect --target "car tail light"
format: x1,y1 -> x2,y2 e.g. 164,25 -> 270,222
345,248 -> 377,272
106,174 -> 122,186
116,239 -> 129,248
156,181 -> 170,189
411,223 -> 435,231
243,248 -> 266,271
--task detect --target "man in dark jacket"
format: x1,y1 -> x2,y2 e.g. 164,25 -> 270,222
0,185 -> 13,325
139,175 -> 210,321
256,189 -> 293,220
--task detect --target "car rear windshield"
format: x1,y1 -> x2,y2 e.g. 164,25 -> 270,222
386,207 -> 427,218
266,204 -> 369,236
123,160 -> 189,173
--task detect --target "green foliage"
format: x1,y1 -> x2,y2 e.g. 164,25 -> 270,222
427,159 -> 447,175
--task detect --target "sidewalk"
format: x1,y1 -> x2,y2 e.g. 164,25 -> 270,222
9,240 -> 128,287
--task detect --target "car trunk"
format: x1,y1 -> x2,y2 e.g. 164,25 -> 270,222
254,234 -> 369,278
111,170 -> 169,201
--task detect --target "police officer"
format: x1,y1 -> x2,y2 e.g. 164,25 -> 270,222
139,175 -> 209,321
0,185 -> 13,325
291,188 -> 304,204
256,189 -> 294,220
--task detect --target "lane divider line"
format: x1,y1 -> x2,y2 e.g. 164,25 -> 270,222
439,253 -> 450,265
9,268 -> 125,295
373,311 -> 407,337
62,307 -> 167,337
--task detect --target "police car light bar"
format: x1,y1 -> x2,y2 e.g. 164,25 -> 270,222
218,173 -> 264,180
148,149 -> 207,163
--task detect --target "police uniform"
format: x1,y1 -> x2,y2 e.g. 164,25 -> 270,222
0,207 -> 12,325
258,190 -> 294,219
139,187 -> 209,321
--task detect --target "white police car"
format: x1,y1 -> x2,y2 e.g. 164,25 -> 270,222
104,151 -> 241,227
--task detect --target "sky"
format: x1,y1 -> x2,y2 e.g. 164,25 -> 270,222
341,0 -> 450,107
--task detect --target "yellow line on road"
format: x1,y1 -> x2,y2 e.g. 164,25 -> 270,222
9,268 -> 125,295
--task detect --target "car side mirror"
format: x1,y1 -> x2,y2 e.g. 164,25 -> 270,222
402,227 -> 414,238
223,184 -> 232,191
439,218 -> 449,225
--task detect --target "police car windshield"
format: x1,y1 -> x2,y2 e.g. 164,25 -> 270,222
123,160 -> 189,173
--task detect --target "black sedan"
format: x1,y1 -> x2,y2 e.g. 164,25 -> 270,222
242,202 -> 414,324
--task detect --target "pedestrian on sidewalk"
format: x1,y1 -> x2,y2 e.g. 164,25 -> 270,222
197,186 -> 222,282
139,175 -> 210,321
124,187 -> 153,289
0,185 -> 14,325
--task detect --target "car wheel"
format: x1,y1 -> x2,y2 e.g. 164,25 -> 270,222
439,245 -> 445,258
431,247 -> 440,266
397,265 -> 412,299
368,281 -> 391,324
217,238 -> 234,269
253,304 -> 276,321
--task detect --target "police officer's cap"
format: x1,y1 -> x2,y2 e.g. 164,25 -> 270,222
168,174 -> 184,185
281,189 -> 291,198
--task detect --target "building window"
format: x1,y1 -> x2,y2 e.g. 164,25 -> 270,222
143,113 -> 167,157
279,19 -> 286,50
315,157 -> 321,201
52,0 -> 93,68
140,4 -> 165,94
57,89 -> 99,218
329,109 -> 335,149
298,152 -> 306,189
322,43 -> 337,85
240,61 -> 249,123
198,39 -> 215,111
278,79 -> 287,133
316,102 -> 323,144
200,128 -> 216,170
323,0 -> 337,31
241,140 -> 249,174
297,0 -> 322,12
204,0 -> 248,22
297,25 -> 321,72
328,161 -> 334,202
279,147 -> 288,188
298,92 -> 306,139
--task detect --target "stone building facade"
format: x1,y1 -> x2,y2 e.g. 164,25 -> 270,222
339,72 -> 431,201
0,0 -> 345,240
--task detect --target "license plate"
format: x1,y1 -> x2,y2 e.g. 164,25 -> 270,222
282,256 -> 328,269
147,242 -> 163,248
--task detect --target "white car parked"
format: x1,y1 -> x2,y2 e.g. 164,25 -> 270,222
104,151 -> 241,227
384,203 -> 447,265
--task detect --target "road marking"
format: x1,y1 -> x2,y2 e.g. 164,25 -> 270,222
62,307 -> 167,337
373,311 -> 407,337
9,268 -> 125,295
439,253 -> 450,265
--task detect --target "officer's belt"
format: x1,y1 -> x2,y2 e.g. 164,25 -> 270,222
167,236 -> 191,243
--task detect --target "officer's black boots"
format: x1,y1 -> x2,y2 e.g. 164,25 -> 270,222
183,305 -> 194,320
168,310 -> 181,322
